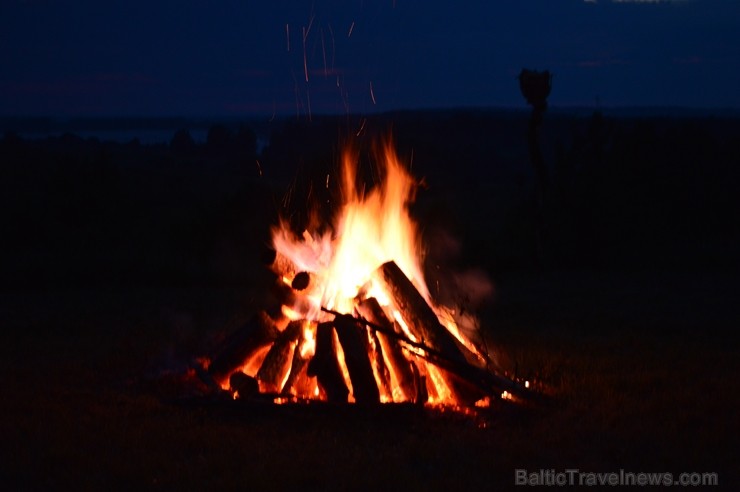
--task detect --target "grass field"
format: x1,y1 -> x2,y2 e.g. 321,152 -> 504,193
1,269 -> 736,490
2,112 -> 738,489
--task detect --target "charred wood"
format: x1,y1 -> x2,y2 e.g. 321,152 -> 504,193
266,279 -> 315,322
266,281 -> 296,318
281,331 -> 310,395
256,321 -> 302,392
291,365 -> 315,399
409,360 -> 428,405
368,328 -> 392,400
307,322 -> 349,402
229,372 -> 259,399
356,298 -> 416,402
208,311 -> 279,383
333,315 -> 381,404
291,271 -> 311,291
324,306 -> 534,403
191,361 -> 223,394
372,261 -> 481,402
373,261 -> 467,365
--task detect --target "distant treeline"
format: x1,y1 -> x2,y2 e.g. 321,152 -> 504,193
1,109 -> 738,288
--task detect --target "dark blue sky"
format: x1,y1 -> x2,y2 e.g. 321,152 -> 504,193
2,0 -> 739,117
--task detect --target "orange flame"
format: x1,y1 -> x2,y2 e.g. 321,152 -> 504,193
265,138 -> 486,405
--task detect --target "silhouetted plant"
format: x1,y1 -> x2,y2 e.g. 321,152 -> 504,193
518,68 -> 552,269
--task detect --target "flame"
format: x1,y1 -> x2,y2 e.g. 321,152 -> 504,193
268,138 -> 485,406
272,141 -> 428,317
299,323 -> 316,358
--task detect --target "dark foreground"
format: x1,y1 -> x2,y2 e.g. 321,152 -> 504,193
1,110 -> 738,489
1,271 -> 737,490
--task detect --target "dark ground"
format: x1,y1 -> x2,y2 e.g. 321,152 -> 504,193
1,110 -> 738,490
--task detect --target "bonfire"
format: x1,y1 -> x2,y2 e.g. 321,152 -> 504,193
198,139 -> 530,408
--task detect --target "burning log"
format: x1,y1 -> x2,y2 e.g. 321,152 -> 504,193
229,371 -> 259,399
267,276 -> 317,322
409,360 -> 428,404
371,262 -> 491,403
368,328 -> 392,400
307,322 -> 349,402
333,315 -> 381,404
373,261 -> 468,366
208,311 -> 279,383
256,321 -> 302,393
356,298 -> 416,402
191,360 -> 223,393
281,329 -> 310,395
291,271 -> 311,291
266,281 -> 297,318
323,306 -> 534,403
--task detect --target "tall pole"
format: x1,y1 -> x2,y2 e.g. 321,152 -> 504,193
518,69 -> 552,269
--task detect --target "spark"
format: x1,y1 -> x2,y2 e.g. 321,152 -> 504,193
340,84 -> 350,114
302,27 -> 309,82
286,24 -> 290,51
356,118 -> 366,137
321,28 -> 327,78
370,81 -> 376,105
282,181 -> 294,208
328,23 -> 336,70
305,14 -> 315,40
255,159 -> 263,177
348,21 -> 355,38
326,174 -> 330,189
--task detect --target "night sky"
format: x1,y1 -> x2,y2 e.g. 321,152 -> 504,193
2,0 -> 739,117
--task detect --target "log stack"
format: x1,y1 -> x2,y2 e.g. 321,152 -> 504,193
197,259 -> 533,407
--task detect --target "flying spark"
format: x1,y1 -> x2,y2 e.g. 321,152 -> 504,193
328,23 -> 336,70
305,14 -> 315,39
370,81 -> 376,105
348,21 -> 355,38
321,28 -> 328,77
302,27 -> 309,82
356,118 -> 367,136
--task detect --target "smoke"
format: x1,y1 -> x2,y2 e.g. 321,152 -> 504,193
425,227 -> 495,313
451,269 -> 495,309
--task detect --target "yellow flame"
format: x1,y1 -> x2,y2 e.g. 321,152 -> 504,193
267,138 -> 484,406
299,323 -> 316,358
272,140 -> 429,320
